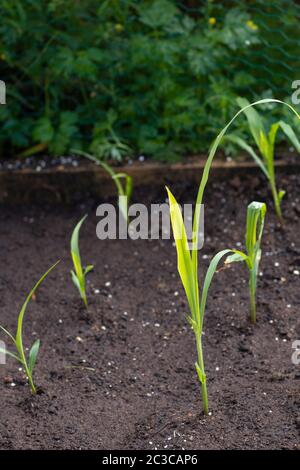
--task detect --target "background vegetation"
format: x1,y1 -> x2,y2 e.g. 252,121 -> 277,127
0,0 -> 299,162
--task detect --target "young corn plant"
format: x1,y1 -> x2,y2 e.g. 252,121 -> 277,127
0,262 -> 59,394
73,150 -> 133,223
167,187 -> 235,415
167,98 -> 300,414
226,97 -> 300,220
225,201 -> 267,324
71,215 -> 94,307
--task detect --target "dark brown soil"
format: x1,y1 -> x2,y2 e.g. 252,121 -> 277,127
0,171 -> 299,450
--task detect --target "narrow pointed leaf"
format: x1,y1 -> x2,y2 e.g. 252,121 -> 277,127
225,134 -> 268,177
29,339 -> 40,374
15,261 -> 60,358
166,187 -> 199,322
0,325 -> 16,345
236,97 -> 265,148
278,120 -> 300,153
0,347 -> 22,363
84,265 -> 94,276
71,215 -> 87,279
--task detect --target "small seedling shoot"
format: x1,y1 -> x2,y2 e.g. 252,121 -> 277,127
0,261 -> 59,394
225,201 -> 267,324
73,150 -> 133,223
227,97 -> 300,220
70,215 -> 94,307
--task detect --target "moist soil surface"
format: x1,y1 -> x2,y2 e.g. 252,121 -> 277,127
0,171 -> 299,450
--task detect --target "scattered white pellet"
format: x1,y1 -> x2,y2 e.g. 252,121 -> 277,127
105,281 -> 111,287
274,262 -> 280,267
293,270 -> 299,276
101,325 -> 107,331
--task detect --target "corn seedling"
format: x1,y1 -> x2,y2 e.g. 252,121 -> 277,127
73,150 -> 133,223
71,215 -> 94,307
226,97 -> 300,220
0,262 -> 59,394
167,98 -> 299,414
225,201 -> 266,324
167,187 -> 235,415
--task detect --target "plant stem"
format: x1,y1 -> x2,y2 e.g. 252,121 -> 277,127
196,335 -> 209,415
249,270 -> 256,324
23,361 -> 36,394
270,178 -> 283,222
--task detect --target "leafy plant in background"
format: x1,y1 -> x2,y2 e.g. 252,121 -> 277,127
167,98 -> 300,414
74,150 -> 133,223
226,97 -> 300,220
0,262 -> 59,394
71,215 -> 94,307
1,0 -> 299,161
89,110 -> 132,162
225,201 -> 266,324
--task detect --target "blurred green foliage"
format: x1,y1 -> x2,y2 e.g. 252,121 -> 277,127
0,0 -> 299,161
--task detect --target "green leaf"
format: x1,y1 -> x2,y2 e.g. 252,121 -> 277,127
246,201 -> 267,255
268,122 -> 280,149
71,215 -> 87,279
236,97 -> 265,148
166,187 -> 199,323
125,175 -> 133,202
225,134 -> 268,178
195,362 -> 206,384
225,252 -> 247,264
0,325 -> 16,345
15,261 -> 60,360
278,190 -> 286,203
71,269 -> 81,292
84,265 -> 94,276
278,120 -> 300,153
0,347 -> 22,363
32,117 -> 54,144
28,339 -> 40,374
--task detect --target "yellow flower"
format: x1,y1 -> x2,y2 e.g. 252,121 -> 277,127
246,20 -> 258,31
0,53 -> 6,61
115,23 -> 124,33
208,17 -> 216,26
